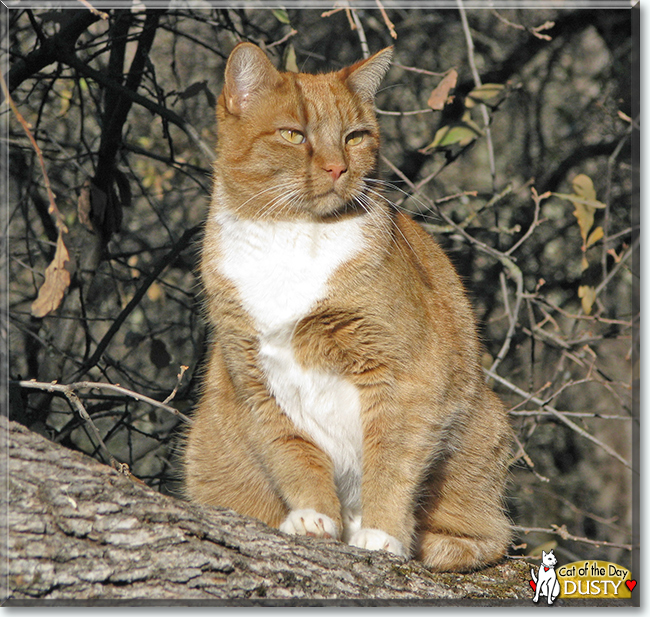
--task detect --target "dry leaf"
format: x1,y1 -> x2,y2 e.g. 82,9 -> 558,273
427,69 -> 458,111
77,179 -> 94,231
147,281 -> 164,302
578,284 -> 597,315
284,44 -> 299,73
586,225 -> 604,248
31,233 -> 72,318
553,174 -> 606,245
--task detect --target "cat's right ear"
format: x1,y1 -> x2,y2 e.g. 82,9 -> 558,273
223,43 -> 281,115
342,47 -> 393,104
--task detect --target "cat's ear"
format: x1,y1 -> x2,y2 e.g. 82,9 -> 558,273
342,47 -> 393,103
542,550 -> 548,558
223,43 -> 282,115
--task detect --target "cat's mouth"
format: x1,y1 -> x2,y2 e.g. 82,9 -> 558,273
306,187 -> 368,218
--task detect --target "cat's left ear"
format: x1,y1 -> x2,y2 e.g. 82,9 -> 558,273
342,47 -> 393,103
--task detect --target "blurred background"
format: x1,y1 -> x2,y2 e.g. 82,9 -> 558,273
4,3 -> 637,571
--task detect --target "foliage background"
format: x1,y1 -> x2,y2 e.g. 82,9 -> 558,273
4,2 -> 638,573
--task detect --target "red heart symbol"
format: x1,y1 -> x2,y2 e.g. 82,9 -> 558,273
626,580 -> 637,592
529,580 -> 537,592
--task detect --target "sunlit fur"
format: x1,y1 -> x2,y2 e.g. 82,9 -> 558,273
183,43 -> 512,573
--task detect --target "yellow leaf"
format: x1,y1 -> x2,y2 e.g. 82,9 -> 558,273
284,43 -> 298,73
58,89 -> 73,117
581,255 -> 589,272
572,174 -> 596,201
31,234 -> 72,318
147,282 -> 164,302
578,285 -> 596,315
573,201 -> 595,245
586,225 -> 604,248
427,69 -> 458,111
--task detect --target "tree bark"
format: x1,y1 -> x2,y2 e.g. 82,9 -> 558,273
3,417 -> 532,605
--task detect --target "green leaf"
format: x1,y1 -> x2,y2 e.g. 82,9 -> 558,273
272,8 -> 291,24
420,121 -> 482,153
465,83 -> 505,108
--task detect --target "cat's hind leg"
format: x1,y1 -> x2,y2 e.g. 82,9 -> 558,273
416,434 -> 511,571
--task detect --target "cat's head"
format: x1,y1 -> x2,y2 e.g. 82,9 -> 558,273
541,550 -> 558,567
214,42 -> 393,220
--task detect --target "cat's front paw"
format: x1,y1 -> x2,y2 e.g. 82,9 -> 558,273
348,528 -> 406,557
279,509 -> 338,539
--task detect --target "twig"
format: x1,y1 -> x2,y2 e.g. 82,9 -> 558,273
76,0 -> 109,20
18,380 -> 119,468
485,369 -> 632,470
490,9 -> 554,41
594,234 -> 638,298
506,187 -> 548,256
71,225 -> 200,378
0,71 -> 67,236
510,410 -> 632,420
348,5 -> 370,58
52,45 -> 215,162
391,62 -> 448,77
602,127 -> 633,279
161,365 -> 189,406
375,0 -> 397,39
16,379 -> 192,424
513,525 -> 633,551
457,0 -> 496,192
266,28 -> 298,49
511,434 -> 551,484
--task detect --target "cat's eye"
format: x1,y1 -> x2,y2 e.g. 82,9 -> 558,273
345,131 -> 365,146
279,129 -> 306,145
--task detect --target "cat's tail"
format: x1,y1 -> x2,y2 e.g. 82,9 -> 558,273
530,567 -> 537,583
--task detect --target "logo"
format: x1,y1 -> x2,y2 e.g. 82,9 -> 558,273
529,551 -> 636,604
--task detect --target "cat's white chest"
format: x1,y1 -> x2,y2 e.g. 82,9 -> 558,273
214,210 -> 366,511
215,211 -> 365,329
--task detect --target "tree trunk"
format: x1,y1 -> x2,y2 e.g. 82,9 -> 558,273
3,417 -> 533,605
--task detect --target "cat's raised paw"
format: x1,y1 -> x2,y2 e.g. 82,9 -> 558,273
349,528 -> 406,557
279,509 -> 338,539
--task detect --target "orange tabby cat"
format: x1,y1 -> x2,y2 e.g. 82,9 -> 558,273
183,42 -> 512,572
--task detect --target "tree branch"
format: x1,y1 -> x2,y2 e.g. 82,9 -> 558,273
4,417 -> 532,603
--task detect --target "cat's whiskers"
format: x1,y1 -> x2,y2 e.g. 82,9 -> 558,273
263,186 -> 306,218
351,192 -> 412,265
230,182 -> 303,219
364,178 -> 440,223
357,185 -> 418,257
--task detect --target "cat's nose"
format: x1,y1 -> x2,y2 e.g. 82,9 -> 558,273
325,163 -> 347,181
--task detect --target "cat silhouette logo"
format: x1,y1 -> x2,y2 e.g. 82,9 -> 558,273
529,551 -> 636,603
530,549 -> 560,604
